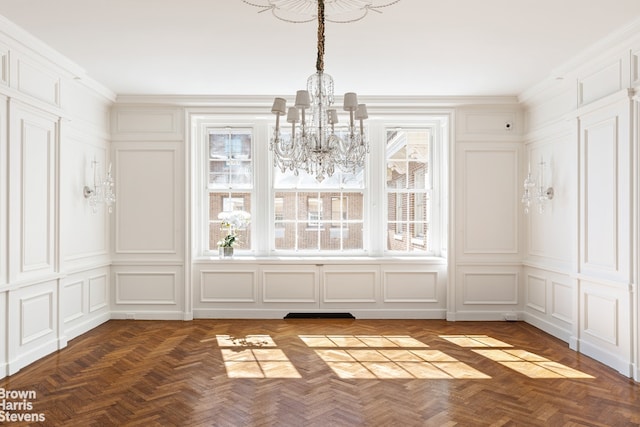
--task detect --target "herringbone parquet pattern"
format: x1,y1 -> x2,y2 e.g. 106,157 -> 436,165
1,319 -> 638,426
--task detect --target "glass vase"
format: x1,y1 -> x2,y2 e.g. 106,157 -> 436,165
219,246 -> 234,258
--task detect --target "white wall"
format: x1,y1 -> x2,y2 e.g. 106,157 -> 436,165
521,25 -> 640,380
0,20 -> 114,379
449,106 -> 524,321
110,107 -> 186,320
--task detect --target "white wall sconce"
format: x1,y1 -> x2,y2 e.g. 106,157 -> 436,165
83,158 -> 116,213
521,157 -> 554,214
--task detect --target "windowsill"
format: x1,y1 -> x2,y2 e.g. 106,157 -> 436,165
193,255 -> 447,265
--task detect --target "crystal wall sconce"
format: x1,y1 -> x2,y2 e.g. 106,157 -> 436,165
83,158 -> 116,213
521,158 -> 554,214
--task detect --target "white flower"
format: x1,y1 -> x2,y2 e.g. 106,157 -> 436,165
218,210 -> 251,230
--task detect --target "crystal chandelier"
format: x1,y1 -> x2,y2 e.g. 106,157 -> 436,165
266,0 -> 373,182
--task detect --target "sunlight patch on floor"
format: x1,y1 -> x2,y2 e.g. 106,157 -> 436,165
439,334 -> 593,379
439,335 -> 513,348
299,335 -> 429,348
472,349 -> 595,379
217,335 -> 301,379
302,335 -> 490,379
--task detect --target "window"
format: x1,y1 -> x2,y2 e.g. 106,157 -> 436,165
207,128 -> 253,251
386,129 -> 431,253
193,113 -> 447,257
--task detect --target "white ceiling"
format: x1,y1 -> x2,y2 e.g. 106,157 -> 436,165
0,0 -> 639,98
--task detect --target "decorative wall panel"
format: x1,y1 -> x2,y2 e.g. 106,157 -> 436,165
0,43 -> 7,86
526,274 -> 546,313
461,147 -> 518,254
579,98 -> 631,283
322,267 -> 378,303
0,96 -> 6,287
578,60 -> 622,106
62,280 -> 84,323
60,129 -> 108,262
551,281 -> 572,323
8,103 -> 57,283
201,270 -> 256,302
582,117 -> 618,270
115,272 -> 178,304
461,272 -> 518,305
383,271 -> 438,303
115,147 -> 178,254
111,108 -> 183,141
20,290 -> 54,345
262,269 -> 318,303
15,55 -> 60,106
88,274 -> 108,312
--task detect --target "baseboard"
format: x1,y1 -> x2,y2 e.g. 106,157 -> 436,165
193,308 -> 447,320
7,337 -> 59,376
445,311 -> 521,322
64,312 -> 111,341
110,311 -> 185,321
578,340 -> 634,378
521,312 -> 572,344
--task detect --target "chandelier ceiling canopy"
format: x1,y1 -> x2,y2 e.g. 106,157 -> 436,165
242,0 -> 401,23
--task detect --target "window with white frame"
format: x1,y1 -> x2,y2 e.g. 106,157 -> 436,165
197,115 -> 446,257
386,128 -> 432,253
207,128 -> 253,251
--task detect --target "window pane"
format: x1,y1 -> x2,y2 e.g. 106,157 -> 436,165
209,129 -> 252,189
386,128 -> 431,253
209,192 -> 252,250
274,190 -> 363,252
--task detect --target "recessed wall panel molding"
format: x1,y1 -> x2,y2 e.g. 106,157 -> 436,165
577,59 -> 623,106
114,146 -> 182,255
111,107 -> 184,141
459,146 -> 519,255
115,271 -> 178,305
200,270 -> 257,303
525,274 -> 546,314
579,99 -> 631,281
551,281 -> 572,324
460,271 -> 518,305
0,291 -> 6,379
8,102 -> 57,283
20,290 -> 54,345
456,108 -> 521,140
582,286 -> 619,345
61,280 -> 84,323
322,267 -> 378,303
60,129 -> 109,263
0,43 -> 8,86
14,54 -> 61,107
632,48 -> 640,86
0,95 -> 6,287
383,271 -> 438,303
88,274 -> 108,312
262,268 -> 318,303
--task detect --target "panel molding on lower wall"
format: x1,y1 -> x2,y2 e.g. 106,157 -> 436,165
115,271 -> 178,305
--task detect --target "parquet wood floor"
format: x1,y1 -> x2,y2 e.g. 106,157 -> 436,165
1,319 -> 638,426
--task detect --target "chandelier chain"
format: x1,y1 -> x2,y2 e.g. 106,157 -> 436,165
316,0 -> 324,72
